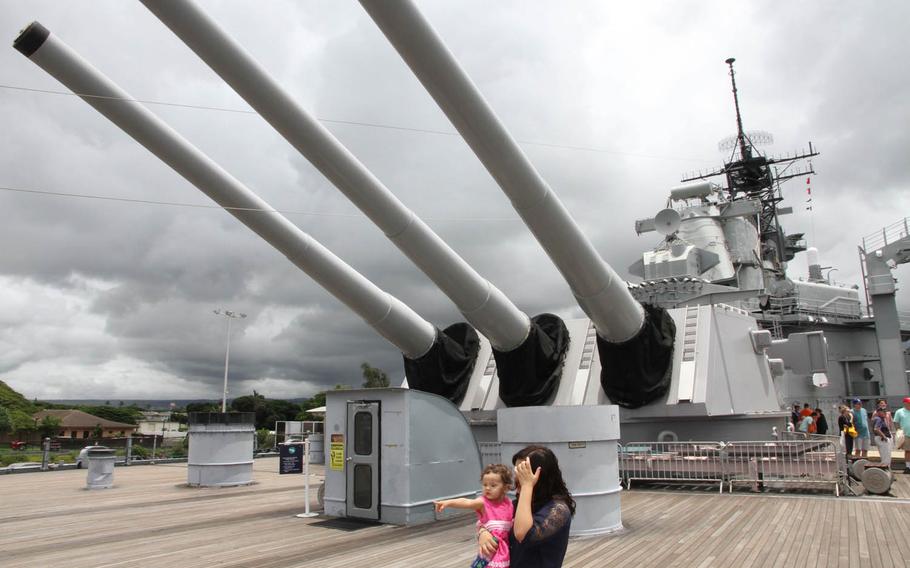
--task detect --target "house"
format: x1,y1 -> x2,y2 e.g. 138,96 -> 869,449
32,409 -> 138,440
137,411 -> 185,439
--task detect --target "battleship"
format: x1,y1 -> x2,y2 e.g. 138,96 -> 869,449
9,0 -> 910,556
13,1 -> 908,447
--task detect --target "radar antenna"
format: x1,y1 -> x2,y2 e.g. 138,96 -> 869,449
718,131 -> 773,153
726,57 -> 751,161
679,58 -> 820,271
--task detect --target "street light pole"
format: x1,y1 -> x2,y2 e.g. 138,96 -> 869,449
213,309 -> 247,412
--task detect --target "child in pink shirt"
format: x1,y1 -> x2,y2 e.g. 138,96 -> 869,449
435,464 -> 514,567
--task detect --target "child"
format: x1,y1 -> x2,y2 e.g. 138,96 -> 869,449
435,464 -> 514,568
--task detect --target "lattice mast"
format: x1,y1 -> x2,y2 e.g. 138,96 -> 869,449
681,58 -> 819,272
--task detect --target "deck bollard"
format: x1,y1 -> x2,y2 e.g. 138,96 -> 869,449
86,447 -> 116,489
41,437 -> 50,471
296,438 -> 319,518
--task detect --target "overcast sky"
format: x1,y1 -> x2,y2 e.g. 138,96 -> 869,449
1,1 -> 907,401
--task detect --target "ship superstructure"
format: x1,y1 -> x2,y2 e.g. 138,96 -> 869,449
631,59 -> 909,408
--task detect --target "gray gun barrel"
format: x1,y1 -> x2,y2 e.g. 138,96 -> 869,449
362,1 -> 676,408
360,0 -> 644,344
13,21 -> 435,360
139,0 -> 530,352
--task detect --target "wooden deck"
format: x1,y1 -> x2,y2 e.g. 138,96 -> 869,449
2,461 -> 910,567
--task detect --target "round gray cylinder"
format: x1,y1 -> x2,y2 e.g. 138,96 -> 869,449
498,406 -> 623,536
308,433 -> 325,465
187,412 -> 255,487
86,447 -> 116,489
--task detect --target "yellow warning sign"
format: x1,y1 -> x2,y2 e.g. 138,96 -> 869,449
330,434 -> 345,471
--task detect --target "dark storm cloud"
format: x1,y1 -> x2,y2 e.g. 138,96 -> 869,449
0,0 -> 907,399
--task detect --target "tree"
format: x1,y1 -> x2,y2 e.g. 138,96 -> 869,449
308,391 -> 327,409
0,406 -> 12,436
38,415 -> 61,438
9,409 -> 37,438
296,391 -> 327,421
231,391 -> 302,430
185,402 -> 220,413
361,362 -> 390,388
92,424 -> 103,441
256,428 -> 275,451
80,405 -> 141,425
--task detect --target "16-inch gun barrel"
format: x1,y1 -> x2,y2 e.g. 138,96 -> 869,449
361,0 -> 676,408
12,22 -> 441,360
360,0 -> 645,344
139,0 -> 530,353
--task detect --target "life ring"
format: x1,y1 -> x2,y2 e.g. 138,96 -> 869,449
656,430 -> 679,443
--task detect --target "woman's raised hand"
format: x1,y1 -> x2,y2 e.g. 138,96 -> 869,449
515,457 -> 541,489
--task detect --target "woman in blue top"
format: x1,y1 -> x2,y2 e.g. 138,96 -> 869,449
479,445 -> 575,567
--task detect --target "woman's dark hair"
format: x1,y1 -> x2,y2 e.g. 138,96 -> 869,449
512,445 -> 575,516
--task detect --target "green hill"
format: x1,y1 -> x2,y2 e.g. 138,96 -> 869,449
0,379 -> 38,413
0,379 -> 41,434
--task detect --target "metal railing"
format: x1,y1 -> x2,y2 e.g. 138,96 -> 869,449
777,431 -> 841,443
899,309 -> 910,330
473,439 -> 848,496
619,442 -> 727,492
724,438 -> 845,496
765,295 -> 861,320
862,217 -> 909,253
187,412 -> 255,425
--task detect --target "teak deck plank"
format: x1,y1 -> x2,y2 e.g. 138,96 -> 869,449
3,463 -> 910,567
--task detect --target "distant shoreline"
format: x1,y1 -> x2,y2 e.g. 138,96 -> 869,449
43,398 -> 311,408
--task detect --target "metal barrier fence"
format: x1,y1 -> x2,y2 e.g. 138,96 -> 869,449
724,439 -> 845,496
778,431 -> 849,477
620,442 -> 727,493
778,431 -> 841,444
474,439 -> 849,496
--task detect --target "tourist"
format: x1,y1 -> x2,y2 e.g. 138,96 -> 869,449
852,399 -> 871,458
791,404 -> 801,430
838,405 -> 856,456
876,399 -> 894,431
892,397 -> 910,474
479,445 -> 574,567
800,403 -> 813,420
814,408 -> 828,435
872,407 -> 893,467
435,463 -> 514,568
798,412 -> 813,434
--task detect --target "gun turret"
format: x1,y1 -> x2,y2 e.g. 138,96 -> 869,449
13,21 -> 479,401
136,0 -> 569,406
359,0 -> 675,407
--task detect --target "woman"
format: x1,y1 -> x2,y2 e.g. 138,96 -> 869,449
876,399 -> 894,432
872,407 -> 893,467
479,445 -> 574,567
838,404 -> 855,457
